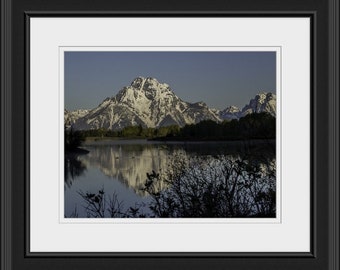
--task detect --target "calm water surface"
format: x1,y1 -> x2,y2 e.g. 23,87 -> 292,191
64,139 -> 274,218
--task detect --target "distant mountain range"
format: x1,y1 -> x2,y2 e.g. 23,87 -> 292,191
65,76 -> 276,130
219,92 -> 276,120
64,109 -> 89,125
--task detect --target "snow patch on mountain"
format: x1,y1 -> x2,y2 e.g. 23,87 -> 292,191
219,106 -> 241,120
240,92 -> 276,117
64,109 -> 89,126
67,77 -> 276,131
220,92 -> 276,120
73,77 -> 221,130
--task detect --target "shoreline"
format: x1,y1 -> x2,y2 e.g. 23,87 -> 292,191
83,137 -> 275,146
65,147 -> 90,157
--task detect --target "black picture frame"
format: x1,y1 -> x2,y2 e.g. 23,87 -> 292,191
1,0 -> 339,269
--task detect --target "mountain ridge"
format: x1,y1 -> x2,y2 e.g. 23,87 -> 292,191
65,76 -> 276,130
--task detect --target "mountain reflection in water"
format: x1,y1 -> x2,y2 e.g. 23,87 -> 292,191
79,143 -> 178,196
64,139 -> 275,218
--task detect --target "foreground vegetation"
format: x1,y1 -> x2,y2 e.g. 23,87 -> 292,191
73,153 -> 276,218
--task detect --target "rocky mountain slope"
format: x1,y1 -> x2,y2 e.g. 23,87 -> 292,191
64,109 -> 89,126
65,77 -> 276,130
219,92 -> 276,120
69,77 -> 220,130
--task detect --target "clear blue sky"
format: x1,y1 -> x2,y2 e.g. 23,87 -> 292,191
64,51 -> 276,111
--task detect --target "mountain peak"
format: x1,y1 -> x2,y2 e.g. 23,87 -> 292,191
131,76 -> 163,89
130,76 -> 146,89
225,105 -> 240,112
219,105 -> 241,120
71,77 -> 221,130
219,92 -> 276,120
128,77 -> 172,99
68,77 -> 276,131
241,92 -> 276,116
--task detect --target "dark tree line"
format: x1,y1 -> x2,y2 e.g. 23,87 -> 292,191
71,112 -> 275,141
77,124 -> 180,139
179,112 -> 275,140
65,127 -> 85,151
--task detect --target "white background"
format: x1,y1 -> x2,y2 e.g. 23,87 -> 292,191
30,18 -> 310,252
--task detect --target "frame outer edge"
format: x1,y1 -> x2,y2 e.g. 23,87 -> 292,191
0,0 -> 12,270
329,0 -> 339,269
0,7 -> 335,270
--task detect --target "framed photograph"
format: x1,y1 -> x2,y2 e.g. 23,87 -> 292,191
62,48 -> 279,222
1,0 -> 339,269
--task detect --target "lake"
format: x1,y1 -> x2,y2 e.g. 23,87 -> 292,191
64,139 -> 276,218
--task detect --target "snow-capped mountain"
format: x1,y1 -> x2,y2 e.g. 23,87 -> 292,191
219,92 -> 276,120
241,92 -> 276,117
219,106 -> 241,120
64,109 -> 89,126
65,77 -> 276,130
72,77 -> 221,130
